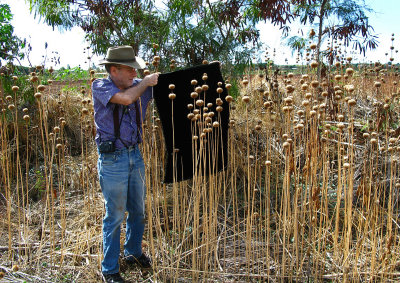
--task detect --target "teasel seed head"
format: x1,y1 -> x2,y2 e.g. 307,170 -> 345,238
8,104 -> 15,111
216,106 -> 223,112
216,98 -> 223,106
242,79 -> 249,86
242,95 -> 250,103
202,73 -> 208,81
190,92 -> 198,99
195,86 -> 202,93
144,69 -> 150,76
311,80 -> 319,88
193,135 -> 198,140
217,87 -> 223,94
169,93 -> 176,100
12,75 -> 18,81
375,81 -> 382,88
286,85 -> 295,93
54,126 -> 60,133
207,103 -> 213,108
22,115 -> 30,122
169,84 -> 175,90
213,121 -> 219,128
30,76 -> 39,83
191,79 -> 198,86
82,108 -> 89,115
202,84 -> 209,91
225,95 -> 233,103
12,85 -> 19,92
225,83 -> 232,90
301,83 -> 309,90
346,68 -> 354,76
38,85 -> 46,92
23,108 -> 28,113
310,61 -> 318,68
202,60 -> 209,65
343,162 -> 350,169
56,143 -> 63,150
196,100 -> 204,107
348,99 -> 356,107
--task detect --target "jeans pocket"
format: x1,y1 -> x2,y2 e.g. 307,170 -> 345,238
100,152 -> 117,166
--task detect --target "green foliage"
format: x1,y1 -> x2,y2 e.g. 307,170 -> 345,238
27,0 -> 309,71
0,4 -> 25,64
54,66 -> 90,81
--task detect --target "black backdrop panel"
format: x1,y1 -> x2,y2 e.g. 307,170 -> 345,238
153,62 -> 229,183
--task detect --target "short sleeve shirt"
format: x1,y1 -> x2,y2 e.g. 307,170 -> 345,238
92,76 -> 153,149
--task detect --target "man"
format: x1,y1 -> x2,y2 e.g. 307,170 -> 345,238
92,45 -> 159,283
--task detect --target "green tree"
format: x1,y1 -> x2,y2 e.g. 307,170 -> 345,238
0,4 -> 25,66
28,0 -> 315,68
292,0 -> 377,74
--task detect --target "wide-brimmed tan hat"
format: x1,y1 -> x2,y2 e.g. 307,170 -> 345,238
99,45 -> 146,69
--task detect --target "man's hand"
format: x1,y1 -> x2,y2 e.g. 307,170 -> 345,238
142,73 -> 159,87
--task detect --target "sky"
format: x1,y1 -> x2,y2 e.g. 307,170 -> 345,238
1,0 -> 399,69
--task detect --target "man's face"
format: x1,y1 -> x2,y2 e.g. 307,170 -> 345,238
110,65 -> 138,89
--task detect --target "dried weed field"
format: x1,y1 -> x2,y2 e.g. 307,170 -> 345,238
1,59 -> 400,282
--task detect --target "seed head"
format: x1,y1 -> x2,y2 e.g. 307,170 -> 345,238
12,75 -> 18,81
202,60 -> 209,65
143,69 -> 150,76
202,84 -> 209,91
12,265 -> 19,272
169,84 -> 175,90
311,80 -> 319,88
217,87 -> 223,94
242,95 -> 250,103
225,95 -> 233,103
310,61 -> 318,68
195,86 -> 202,93
213,121 -> 219,128
216,98 -> 223,106
242,79 -> 249,86
202,73 -> 208,81
191,79 -> 198,86
216,106 -> 223,112
8,104 -> 15,111
23,115 -> 30,121
196,100 -> 204,107
207,103 -> 213,108
190,92 -> 198,99
169,93 -> 176,100
374,81 -> 382,88
286,85 -> 295,93
225,83 -> 232,90
12,85 -> 19,92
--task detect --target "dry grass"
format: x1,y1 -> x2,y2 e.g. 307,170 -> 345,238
0,57 -> 400,282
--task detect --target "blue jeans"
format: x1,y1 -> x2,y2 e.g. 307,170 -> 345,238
97,145 -> 146,274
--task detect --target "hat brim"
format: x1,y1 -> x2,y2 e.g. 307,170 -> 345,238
99,56 -> 146,69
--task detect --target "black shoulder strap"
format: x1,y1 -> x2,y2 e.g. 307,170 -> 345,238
113,104 -> 120,139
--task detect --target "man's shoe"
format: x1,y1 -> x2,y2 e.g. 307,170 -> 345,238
102,272 -> 125,283
125,253 -> 152,269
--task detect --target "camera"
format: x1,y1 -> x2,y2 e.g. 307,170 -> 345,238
98,141 -> 115,153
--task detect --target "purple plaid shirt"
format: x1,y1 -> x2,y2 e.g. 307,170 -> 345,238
92,76 -> 153,150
